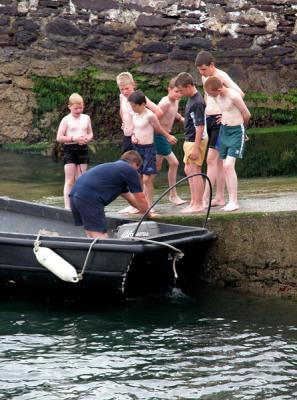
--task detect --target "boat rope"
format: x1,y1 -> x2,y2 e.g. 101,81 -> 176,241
128,237 -> 184,281
33,231 -> 100,282
77,237 -> 100,280
33,231 -> 42,253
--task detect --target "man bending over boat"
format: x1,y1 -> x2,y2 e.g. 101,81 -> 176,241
69,150 -> 149,239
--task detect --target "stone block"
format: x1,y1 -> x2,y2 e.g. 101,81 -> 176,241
178,37 -> 212,50
39,0 -> 67,6
136,14 -> 176,28
1,61 -> 28,76
281,58 -> 297,65
262,46 -> 294,57
217,36 -> 252,49
46,17 -> 83,37
169,48 -> 196,61
137,42 -> 171,54
0,5 -> 17,15
15,19 -> 39,32
94,24 -> 134,37
72,0 -> 118,11
237,27 -> 268,35
15,30 -> 38,46
13,76 -> 33,89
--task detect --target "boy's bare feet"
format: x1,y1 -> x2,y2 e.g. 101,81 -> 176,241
169,195 -> 187,206
221,202 -> 239,212
149,211 -> 160,218
211,198 -> 225,207
181,205 -> 204,213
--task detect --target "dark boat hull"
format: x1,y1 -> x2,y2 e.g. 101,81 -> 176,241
0,197 -> 216,302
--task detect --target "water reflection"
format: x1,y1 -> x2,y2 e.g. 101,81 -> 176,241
0,149 -> 64,203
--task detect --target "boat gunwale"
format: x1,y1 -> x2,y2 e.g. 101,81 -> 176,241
0,231 -> 216,254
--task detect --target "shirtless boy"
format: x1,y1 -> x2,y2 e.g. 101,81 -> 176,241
174,72 -> 208,213
116,72 -> 163,154
116,72 -> 164,214
155,78 -> 186,205
195,51 -> 244,208
128,90 -> 177,210
204,77 -> 251,212
56,93 -> 93,210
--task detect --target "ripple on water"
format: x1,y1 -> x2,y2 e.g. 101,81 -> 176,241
1,289 -> 297,399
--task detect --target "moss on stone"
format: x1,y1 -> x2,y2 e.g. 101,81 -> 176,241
31,66 -> 297,143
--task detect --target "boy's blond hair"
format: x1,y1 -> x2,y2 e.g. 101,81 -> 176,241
69,93 -> 84,105
168,77 -> 177,89
116,72 -> 136,87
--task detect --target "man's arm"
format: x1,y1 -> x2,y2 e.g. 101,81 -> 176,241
121,192 -> 149,213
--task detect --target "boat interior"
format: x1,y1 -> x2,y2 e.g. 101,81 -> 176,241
0,197 -> 204,240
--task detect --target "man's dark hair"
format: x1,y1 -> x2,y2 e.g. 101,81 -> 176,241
175,72 -> 195,88
195,51 -> 215,67
121,150 -> 143,168
128,90 -> 146,105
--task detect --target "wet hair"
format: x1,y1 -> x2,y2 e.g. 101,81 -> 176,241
174,72 -> 195,88
69,93 -> 84,105
121,150 -> 143,167
195,51 -> 215,67
128,89 -> 146,105
204,76 -> 223,91
116,71 -> 136,87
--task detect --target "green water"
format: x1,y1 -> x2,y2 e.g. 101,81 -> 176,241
1,149 -> 297,399
1,288 -> 297,399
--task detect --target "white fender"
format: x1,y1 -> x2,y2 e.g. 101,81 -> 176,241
34,246 -> 79,283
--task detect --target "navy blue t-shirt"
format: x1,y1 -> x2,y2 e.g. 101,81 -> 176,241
184,91 -> 205,142
69,160 -> 142,206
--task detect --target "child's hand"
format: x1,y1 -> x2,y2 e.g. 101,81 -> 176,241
131,135 -> 138,144
77,135 -> 88,145
167,134 -> 177,145
215,114 -> 222,124
189,149 -> 199,160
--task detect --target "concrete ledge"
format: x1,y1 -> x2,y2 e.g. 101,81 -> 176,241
157,211 -> 297,299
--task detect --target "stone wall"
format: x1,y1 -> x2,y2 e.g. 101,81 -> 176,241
203,212 -> 297,298
0,0 -> 296,143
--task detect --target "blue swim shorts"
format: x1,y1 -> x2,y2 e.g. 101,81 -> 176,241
133,143 -> 157,175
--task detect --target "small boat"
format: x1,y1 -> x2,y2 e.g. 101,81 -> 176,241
0,196 -> 215,303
